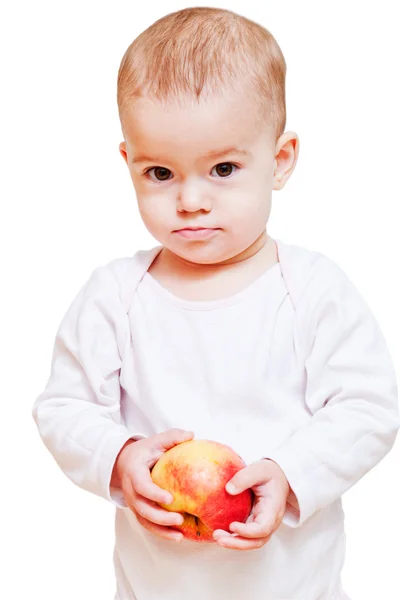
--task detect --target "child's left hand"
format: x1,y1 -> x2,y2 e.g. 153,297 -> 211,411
213,459 -> 290,550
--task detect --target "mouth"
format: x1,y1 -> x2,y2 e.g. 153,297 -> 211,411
173,227 -> 220,240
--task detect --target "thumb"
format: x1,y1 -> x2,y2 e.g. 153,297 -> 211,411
226,462 -> 267,495
225,466 -> 251,495
154,428 -> 194,452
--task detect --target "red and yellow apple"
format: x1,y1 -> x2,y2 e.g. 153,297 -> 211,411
150,439 -> 253,542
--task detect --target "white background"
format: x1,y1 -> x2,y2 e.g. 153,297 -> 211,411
1,1 -> 399,598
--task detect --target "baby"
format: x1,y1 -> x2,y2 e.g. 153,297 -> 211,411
32,7 -> 399,600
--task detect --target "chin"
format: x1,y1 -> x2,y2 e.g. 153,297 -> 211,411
168,242 -> 241,266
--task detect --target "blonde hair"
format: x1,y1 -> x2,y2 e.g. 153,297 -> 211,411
117,7 -> 287,140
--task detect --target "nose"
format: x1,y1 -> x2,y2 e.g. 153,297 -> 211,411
176,182 -> 212,213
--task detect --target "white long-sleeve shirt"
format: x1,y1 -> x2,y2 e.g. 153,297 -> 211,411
32,239 -> 399,600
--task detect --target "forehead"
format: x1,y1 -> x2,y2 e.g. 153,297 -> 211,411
121,92 -> 271,159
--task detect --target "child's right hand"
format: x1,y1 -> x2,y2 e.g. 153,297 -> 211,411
113,428 -> 194,541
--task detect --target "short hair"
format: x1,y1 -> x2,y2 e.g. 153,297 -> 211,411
117,7 -> 287,141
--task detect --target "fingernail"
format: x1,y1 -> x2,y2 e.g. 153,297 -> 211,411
226,483 -> 236,494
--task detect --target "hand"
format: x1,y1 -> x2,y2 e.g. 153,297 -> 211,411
213,459 -> 290,550
112,428 -> 194,542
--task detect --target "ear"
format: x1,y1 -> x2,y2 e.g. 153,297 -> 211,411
119,141 -> 128,164
273,132 -> 300,191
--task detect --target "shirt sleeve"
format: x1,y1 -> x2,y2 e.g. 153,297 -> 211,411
265,263 -> 400,528
32,263 -> 146,506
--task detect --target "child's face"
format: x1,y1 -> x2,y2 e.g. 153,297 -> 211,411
119,91 -> 297,265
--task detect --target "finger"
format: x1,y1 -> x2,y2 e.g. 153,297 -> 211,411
225,461 -> 270,495
129,464 -> 175,505
229,503 -> 284,538
228,519 -> 277,539
134,511 -> 183,542
153,428 -> 194,452
244,511 -> 255,524
212,509 -> 255,540
133,493 -> 184,527
215,533 -> 271,551
213,528 -> 237,539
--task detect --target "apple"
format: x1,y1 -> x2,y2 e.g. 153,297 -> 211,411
150,439 -> 253,542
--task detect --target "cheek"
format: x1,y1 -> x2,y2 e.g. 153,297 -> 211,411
138,199 -> 161,223
227,192 -> 271,227
136,194 -> 172,235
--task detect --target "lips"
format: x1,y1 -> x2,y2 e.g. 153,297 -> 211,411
173,227 -> 220,240
175,227 -> 216,231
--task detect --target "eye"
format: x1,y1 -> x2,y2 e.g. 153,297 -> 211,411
211,163 -> 238,178
144,162 -> 239,183
145,167 -> 172,182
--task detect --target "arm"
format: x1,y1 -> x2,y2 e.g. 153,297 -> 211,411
32,263 -> 143,504
265,265 -> 399,527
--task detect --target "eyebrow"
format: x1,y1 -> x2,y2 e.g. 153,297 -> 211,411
131,146 -> 250,165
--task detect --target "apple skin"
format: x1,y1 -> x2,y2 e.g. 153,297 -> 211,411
150,439 -> 253,542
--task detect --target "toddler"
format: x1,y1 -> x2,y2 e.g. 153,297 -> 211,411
33,7 -> 399,600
